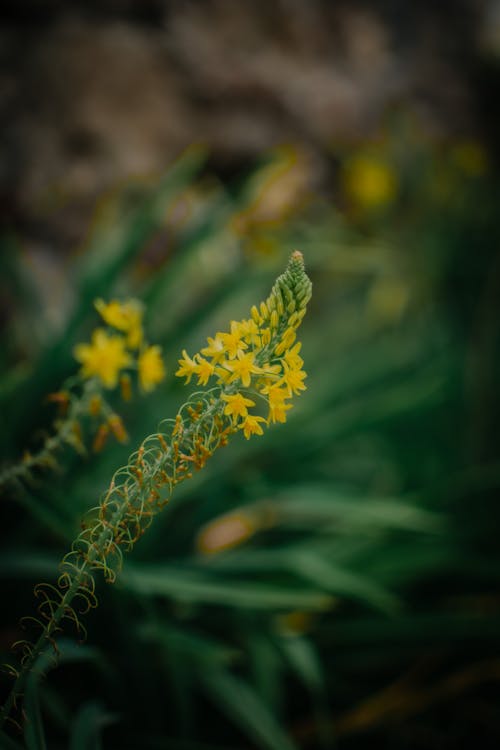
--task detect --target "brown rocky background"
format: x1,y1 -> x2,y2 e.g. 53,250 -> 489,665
1,0 -> 498,252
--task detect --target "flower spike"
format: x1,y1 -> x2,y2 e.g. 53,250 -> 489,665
0,252 -> 312,729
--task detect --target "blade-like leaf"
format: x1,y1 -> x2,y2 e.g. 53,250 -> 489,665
69,701 -> 116,750
121,565 -> 332,611
201,668 -> 297,750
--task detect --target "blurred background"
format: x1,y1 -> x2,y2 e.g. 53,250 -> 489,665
1,1 -> 500,747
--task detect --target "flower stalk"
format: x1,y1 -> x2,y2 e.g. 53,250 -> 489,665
0,251 -> 311,730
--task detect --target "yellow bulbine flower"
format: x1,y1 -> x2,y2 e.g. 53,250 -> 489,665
240,414 -> 266,439
95,298 -> 144,349
236,319 -> 261,346
226,351 -> 263,388
261,383 -> 292,424
201,335 -> 226,363
194,357 -> 215,386
283,342 -> 303,370
1,252 -> 313,728
138,345 -> 166,392
174,250 -> 311,433
74,329 -> 132,389
175,350 -> 198,384
261,383 -> 289,406
221,392 -> 256,420
268,401 -> 293,424
342,154 -> 398,210
279,362 -> 307,396
220,321 -> 248,359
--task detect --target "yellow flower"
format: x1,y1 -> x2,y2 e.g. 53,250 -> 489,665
138,345 -> 166,392
240,414 -> 267,439
194,357 -> 215,386
260,383 -> 288,405
74,329 -> 131,388
283,342 -> 303,370
237,318 -> 261,346
95,299 -> 144,349
261,383 -> 292,424
268,401 -> 293,424
175,350 -> 198,384
279,362 -> 307,396
226,351 -> 263,388
342,155 -> 397,210
214,364 -> 232,383
220,321 -> 248,359
201,335 -> 226,363
221,392 -> 256,420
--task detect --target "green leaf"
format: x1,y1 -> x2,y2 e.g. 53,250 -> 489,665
69,701 -> 116,750
201,668 -> 297,750
120,564 -> 332,611
289,551 -> 399,613
277,636 -> 332,749
271,485 -> 442,533
203,548 -> 398,612
24,672 -> 47,750
140,622 -> 239,666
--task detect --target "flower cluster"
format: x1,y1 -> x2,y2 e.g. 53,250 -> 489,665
0,252 -> 311,730
176,250 -> 310,438
74,299 -> 166,393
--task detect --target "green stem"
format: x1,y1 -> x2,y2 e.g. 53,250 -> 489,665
0,380 -> 96,493
0,391 -> 229,729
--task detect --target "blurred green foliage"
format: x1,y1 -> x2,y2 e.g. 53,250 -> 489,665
1,130 -> 500,749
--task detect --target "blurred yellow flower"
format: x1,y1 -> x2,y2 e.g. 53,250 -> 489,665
368,276 -> 410,323
74,329 -> 131,388
95,299 -> 143,349
138,345 -> 166,392
342,154 -> 398,210
451,141 -> 488,177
